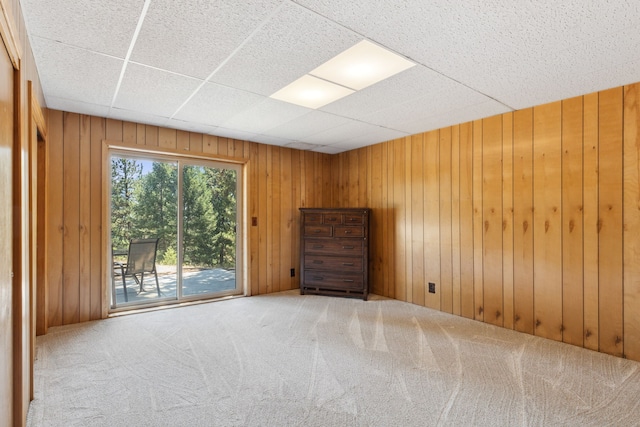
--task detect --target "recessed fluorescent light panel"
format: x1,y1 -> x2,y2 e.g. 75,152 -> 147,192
270,74 -> 355,109
270,40 -> 415,109
310,40 -> 415,90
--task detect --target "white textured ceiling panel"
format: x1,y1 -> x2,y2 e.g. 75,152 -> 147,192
31,37 -> 123,107
114,63 -> 203,118
209,2 -> 361,95
21,1 -> 640,153
303,120 -> 408,146
46,96 -> 110,119
261,110 -> 353,140
174,82 -> 265,127
21,0 -> 144,57
221,98 -> 311,134
131,0 -> 284,79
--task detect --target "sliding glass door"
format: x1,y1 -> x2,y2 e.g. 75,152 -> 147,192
109,152 -> 242,309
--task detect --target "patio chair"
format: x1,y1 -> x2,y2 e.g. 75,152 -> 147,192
112,238 -> 161,303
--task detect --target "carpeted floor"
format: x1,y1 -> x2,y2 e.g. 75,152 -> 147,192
27,291 -> 640,426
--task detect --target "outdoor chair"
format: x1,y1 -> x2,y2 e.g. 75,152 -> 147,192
112,238 -> 161,303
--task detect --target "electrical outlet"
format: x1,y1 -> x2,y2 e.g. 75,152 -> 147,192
428,282 -> 436,294
290,268 -> 295,277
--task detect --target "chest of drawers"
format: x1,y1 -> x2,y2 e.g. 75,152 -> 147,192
299,208 -> 370,300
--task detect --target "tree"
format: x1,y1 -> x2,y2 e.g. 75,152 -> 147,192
110,157 -> 142,249
206,168 -> 237,267
133,161 -> 178,260
182,166 -> 215,266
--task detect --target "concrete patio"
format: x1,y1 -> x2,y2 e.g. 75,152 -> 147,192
112,265 -> 237,306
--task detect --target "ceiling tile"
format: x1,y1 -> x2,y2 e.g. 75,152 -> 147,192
113,63 -> 203,118
174,82 -> 266,127
302,119 -> 407,146
311,145 -> 345,154
261,110 -> 353,140
21,0 -> 143,58
108,107 -> 170,129
221,98 -> 311,134
30,37 -> 122,106
130,0 -> 285,79
209,2 -> 361,95
46,96 -> 110,118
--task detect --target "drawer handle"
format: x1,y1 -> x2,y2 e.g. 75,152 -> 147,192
328,217 -> 337,221
313,276 -> 324,280
342,262 -> 354,266
344,230 -> 352,234
313,260 -> 324,264
343,279 -> 355,283
342,245 -> 354,249
312,245 -> 324,249
313,229 -> 322,233
348,218 -> 358,222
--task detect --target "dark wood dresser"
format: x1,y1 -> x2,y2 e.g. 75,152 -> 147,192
299,208 -> 370,300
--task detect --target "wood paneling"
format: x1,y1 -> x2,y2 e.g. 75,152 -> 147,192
44,116 -> 334,324
327,83 -> 640,362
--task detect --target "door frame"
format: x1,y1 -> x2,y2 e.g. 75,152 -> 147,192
101,140 -> 249,316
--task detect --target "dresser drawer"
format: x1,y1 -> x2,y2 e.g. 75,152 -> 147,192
304,239 -> 363,256
334,226 -> 364,237
304,213 -> 322,224
303,225 -> 332,237
303,271 -> 364,290
322,214 -> 342,224
344,214 -> 364,225
304,255 -> 363,272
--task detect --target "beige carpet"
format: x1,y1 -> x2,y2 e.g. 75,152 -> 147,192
27,291 -> 640,426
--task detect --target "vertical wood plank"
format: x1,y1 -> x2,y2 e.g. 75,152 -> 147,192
105,119 -> 122,142
513,108 -> 535,334
483,115 -> 503,327
46,110 -> 63,327
266,146 -> 274,292
424,131 -> 440,310
123,122 -> 136,145
189,132 -> 203,153
393,138 -> 407,301
502,113 -> 514,329
78,115 -> 91,322
89,116 -> 104,320
382,142 -> 392,298
270,149 -> 284,292
472,120 -> 484,321
411,134 -> 425,306
371,143 -> 384,296
321,154 -> 333,207
598,87 -> 624,357
440,127 -> 453,313
145,125 -> 158,146
203,135 -> 218,154
533,101 -> 563,341
386,142 -> 395,299
459,122 -> 475,319
258,144 -> 268,295
176,130 -> 189,152
562,96 -> 584,347
583,92 -> 600,351
249,143 -> 260,295
135,123 -> 145,146
158,127 -> 176,149
280,148 -> 293,290
404,140 -> 413,303
218,137 -> 229,157
451,125 -> 462,316
623,83 -> 640,361
291,148 -> 301,290
62,112 -> 80,325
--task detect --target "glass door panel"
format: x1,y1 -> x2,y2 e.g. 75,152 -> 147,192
181,164 -> 238,297
111,156 -> 178,307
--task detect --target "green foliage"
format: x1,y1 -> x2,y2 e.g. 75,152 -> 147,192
110,156 -> 237,269
111,158 -> 142,249
160,245 -> 177,266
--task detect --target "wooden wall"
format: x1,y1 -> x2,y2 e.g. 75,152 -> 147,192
44,112 -> 333,327
332,83 -> 640,361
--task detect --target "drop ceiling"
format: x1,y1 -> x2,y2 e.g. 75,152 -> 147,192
20,0 -> 640,153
